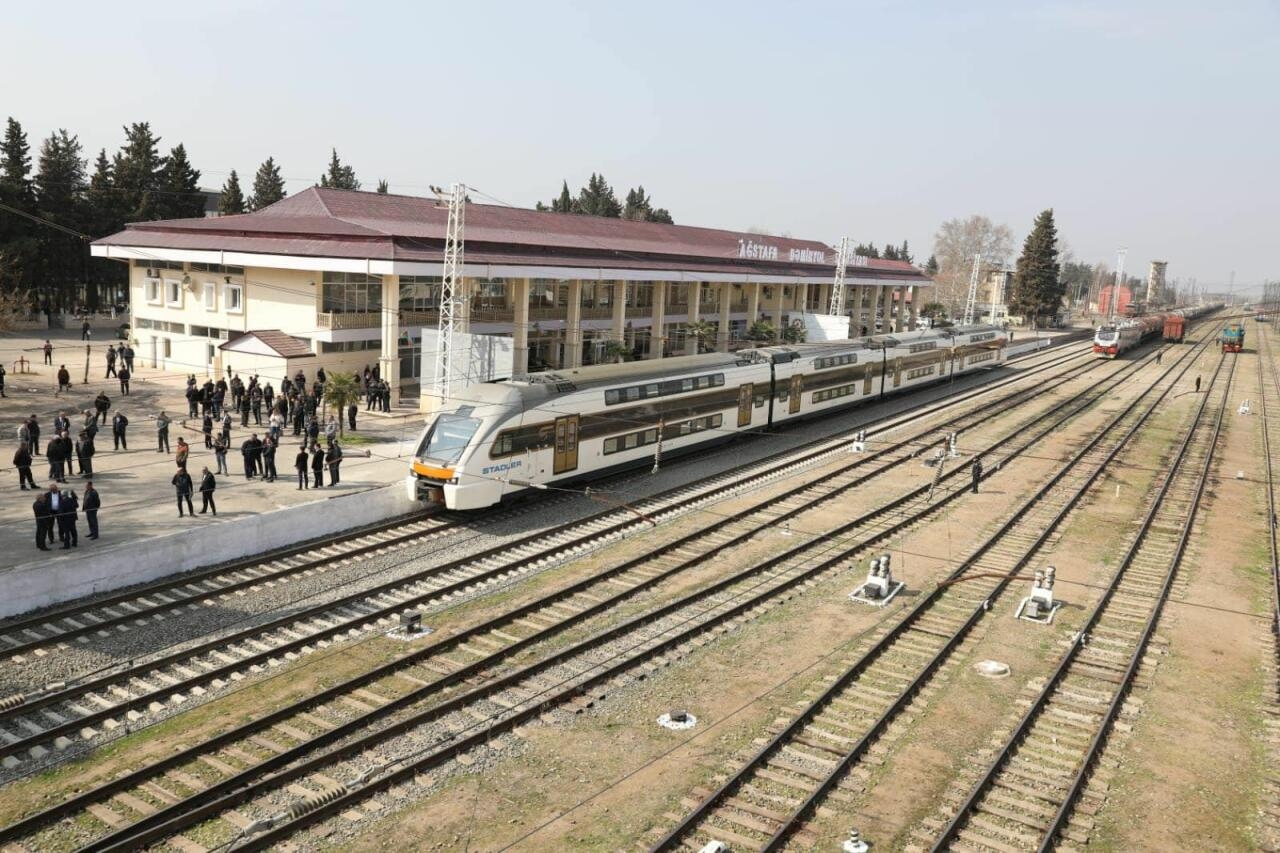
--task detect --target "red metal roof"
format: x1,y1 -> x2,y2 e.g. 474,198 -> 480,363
96,187 -> 928,283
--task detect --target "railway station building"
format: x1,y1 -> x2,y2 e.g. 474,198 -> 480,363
91,188 -> 931,405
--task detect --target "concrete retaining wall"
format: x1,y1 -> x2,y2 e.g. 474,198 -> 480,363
2,482 -> 418,619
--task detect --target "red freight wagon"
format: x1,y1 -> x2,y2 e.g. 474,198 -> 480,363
1163,314 -> 1186,342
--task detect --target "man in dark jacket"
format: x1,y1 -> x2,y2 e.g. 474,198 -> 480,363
14,443 -> 35,489
123,344 -> 135,372
118,365 -> 131,395
94,391 -> 111,426
25,415 -> 40,455
56,488 -> 80,548
83,481 -> 101,539
971,457 -> 983,494
46,432 -> 67,482
262,435 -> 278,482
56,364 -> 72,392
156,411 -> 171,453
198,467 -> 217,516
347,402 -> 358,431
325,441 -> 343,486
77,430 -> 96,476
33,492 -> 53,550
295,444 -> 310,489
105,344 -> 117,378
172,467 -> 194,517
310,443 -> 325,488
112,411 -> 129,450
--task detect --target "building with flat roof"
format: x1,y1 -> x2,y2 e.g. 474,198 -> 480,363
91,188 -> 931,405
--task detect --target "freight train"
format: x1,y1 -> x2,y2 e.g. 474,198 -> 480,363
1094,304 -> 1218,357
409,325 -> 1010,509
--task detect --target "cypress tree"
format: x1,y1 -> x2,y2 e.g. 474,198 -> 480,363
218,169 -> 246,215
645,207 -> 673,224
156,143 -> 204,219
86,149 -> 125,304
924,254 -> 939,276
552,180 -> 572,212
376,179 -> 389,194
0,117 -> 34,204
248,157 -> 286,210
318,148 -> 360,190
1010,208 -> 1062,325
899,240 -> 913,264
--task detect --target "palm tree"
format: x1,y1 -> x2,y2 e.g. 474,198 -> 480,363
323,372 -> 362,435
745,320 -> 776,344
602,340 -> 630,363
781,320 -> 808,344
685,320 -> 716,353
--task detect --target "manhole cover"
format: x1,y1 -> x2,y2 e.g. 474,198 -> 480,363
974,660 -> 1010,678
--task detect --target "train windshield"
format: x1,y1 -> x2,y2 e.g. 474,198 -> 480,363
416,413 -> 481,465
1096,327 -> 1118,342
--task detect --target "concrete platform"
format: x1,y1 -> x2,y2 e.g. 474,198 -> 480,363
0,328 -> 429,589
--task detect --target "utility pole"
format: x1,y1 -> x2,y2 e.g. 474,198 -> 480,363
962,252 -> 982,326
828,236 -> 850,329
432,182 -> 466,405
1110,247 -> 1127,324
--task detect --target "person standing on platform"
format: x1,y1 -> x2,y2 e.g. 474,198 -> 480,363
262,435 -> 278,482
198,467 -> 217,516
0,363 -> 7,398
57,487 -> 79,548
241,435 -> 256,479
221,410 -> 232,444
56,364 -> 71,393
42,340 -> 53,365
78,430 -> 96,477
105,345 -> 117,378
94,391 -> 111,426
22,415 -> 40,456
1195,375 -> 1201,393
295,444 -> 310,489
213,433 -> 229,475
172,467 -> 195,517
310,443 -> 325,488
81,319 -> 91,341
175,437 -> 190,470
971,457 -> 983,494
14,443 -> 35,490
202,412 -> 214,448
123,344 -> 135,373
326,440 -> 343,486
347,402 -> 358,432
112,411 -> 129,450
156,411 -> 171,453
33,491 -> 53,550
83,481 -> 101,539
118,365 -> 131,395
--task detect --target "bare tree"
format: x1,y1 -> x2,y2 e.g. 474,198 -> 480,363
930,215 -> 1015,317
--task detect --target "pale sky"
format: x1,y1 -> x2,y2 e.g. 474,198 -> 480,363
6,0 -> 1278,292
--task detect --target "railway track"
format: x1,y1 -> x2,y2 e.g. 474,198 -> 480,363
0,349 -> 1146,850
0,345 -> 1103,772
1252,323 -> 1280,851
925,352 -> 1233,851
647,335 -> 1216,852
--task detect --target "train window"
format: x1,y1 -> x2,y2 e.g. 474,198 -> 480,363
907,342 -> 937,353
906,366 -> 936,379
604,373 -> 726,405
604,437 -> 618,453
416,413 -> 481,465
603,414 -> 725,455
814,384 -> 858,403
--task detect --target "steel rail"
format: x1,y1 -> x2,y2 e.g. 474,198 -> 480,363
651,334 -> 1212,852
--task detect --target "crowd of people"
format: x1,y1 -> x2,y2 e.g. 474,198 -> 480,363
14,355 -> 395,552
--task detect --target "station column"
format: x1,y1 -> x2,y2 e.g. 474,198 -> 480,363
379,273 -> 400,407
650,281 -> 667,359
512,278 -> 530,374
565,279 -> 583,368
748,282 -> 761,329
717,284 -> 732,352
686,281 -> 702,355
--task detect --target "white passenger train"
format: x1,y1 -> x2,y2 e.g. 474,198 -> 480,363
409,325 -> 1010,509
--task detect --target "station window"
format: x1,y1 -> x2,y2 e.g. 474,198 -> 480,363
225,284 -> 243,314
165,279 -> 183,306
203,281 -> 216,310
145,279 -> 161,304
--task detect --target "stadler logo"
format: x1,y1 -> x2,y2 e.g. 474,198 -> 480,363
482,460 -> 523,476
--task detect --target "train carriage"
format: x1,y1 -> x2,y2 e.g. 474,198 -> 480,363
410,325 -> 1010,509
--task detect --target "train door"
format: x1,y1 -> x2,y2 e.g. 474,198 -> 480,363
892,358 -> 903,388
862,365 -> 874,396
789,375 -> 803,414
737,383 -> 753,427
553,415 -> 579,475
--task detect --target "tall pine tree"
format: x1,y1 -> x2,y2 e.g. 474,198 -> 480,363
156,143 -> 204,219
218,169 -> 246,215
0,117 -> 38,296
248,157 -> 286,210
86,149 -> 125,305
317,148 -> 360,190
924,254 -> 939,276
113,122 -> 164,221
1009,208 -> 1062,325
551,180 -> 573,212
34,130 -> 88,304
574,173 -> 621,217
